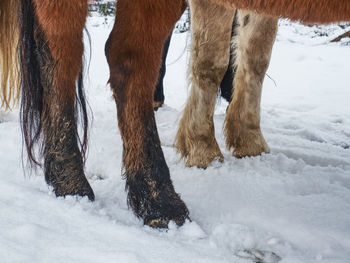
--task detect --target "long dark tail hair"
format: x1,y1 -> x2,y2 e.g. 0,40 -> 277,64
18,0 -> 89,167
0,0 -> 20,110
219,10 -> 238,103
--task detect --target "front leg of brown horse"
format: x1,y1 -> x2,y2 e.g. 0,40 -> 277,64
105,0 -> 189,228
22,0 -> 94,200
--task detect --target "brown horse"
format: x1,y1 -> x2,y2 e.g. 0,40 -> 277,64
2,0 -> 93,198
1,0 -> 189,228
1,0 -> 349,229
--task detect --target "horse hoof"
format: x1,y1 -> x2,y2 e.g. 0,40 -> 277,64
153,100 -> 164,111
185,153 -> 223,168
226,127 -> 269,158
144,206 -> 190,229
145,218 -> 170,229
233,143 -> 269,158
141,190 -> 190,228
52,176 -> 95,201
127,175 -> 189,229
175,136 -> 224,168
54,184 -> 95,201
143,196 -> 190,229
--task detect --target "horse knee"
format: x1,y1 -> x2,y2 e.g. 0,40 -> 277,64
108,57 -> 133,96
192,60 -> 228,91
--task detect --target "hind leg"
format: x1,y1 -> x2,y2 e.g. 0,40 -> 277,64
225,12 -> 277,158
153,35 -> 172,110
153,1 -> 187,110
175,0 -> 235,168
32,0 -> 94,199
106,0 -> 189,228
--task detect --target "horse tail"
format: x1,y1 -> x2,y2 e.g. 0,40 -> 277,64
18,0 -> 89,167
0,0 -> 20,110
219,10 -> 238,102
17,0 -> 44,166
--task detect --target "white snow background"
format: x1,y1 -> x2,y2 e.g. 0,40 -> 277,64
0,15 -> 349,263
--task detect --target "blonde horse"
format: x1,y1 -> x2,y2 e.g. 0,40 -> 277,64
175,0 -> 278,167
175,0 -> 350,168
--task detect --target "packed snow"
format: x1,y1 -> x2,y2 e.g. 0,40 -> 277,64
0,15 -> 349,263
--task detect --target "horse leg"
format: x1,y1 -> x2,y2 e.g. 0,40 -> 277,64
153,1 -> 187,110
153,35 -> 172,111
28,0 -> 94,199
105,0 -> 189,228
175,0 -> 235,168
224,11 -> 277,158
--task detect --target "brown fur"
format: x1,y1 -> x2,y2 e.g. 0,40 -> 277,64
2,0 -> 189,227
225,12 -> 277,157
175,0 -> 235,168
106,0 -> 185,174
106,0 -> 189,227
31,0 -> 94,199
213,0 -> 350,24
0,0 -> 20,110
33,0 -> 87,102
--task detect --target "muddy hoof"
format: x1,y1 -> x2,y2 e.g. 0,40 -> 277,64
48,170 -> 95,201
143,194 -> 190,228
54,179 -> 95,201
127,172 -> 189,229
144,208 -> 189,229
45,152 -> 95,201
153,100 -> 164,111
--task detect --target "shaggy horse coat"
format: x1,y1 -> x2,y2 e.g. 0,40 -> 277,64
175,0 -> 350,167
175,0 -> 277,168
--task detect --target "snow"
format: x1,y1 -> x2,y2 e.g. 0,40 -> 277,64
0,16 -> 349,263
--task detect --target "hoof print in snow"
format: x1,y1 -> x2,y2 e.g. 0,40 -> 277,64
340,143 -> 349,150
89,173 -> 106,181
330,142 -> 350,150
0,116 -> 6,123
235,249 -> 281,263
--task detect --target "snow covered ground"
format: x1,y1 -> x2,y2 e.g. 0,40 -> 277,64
0,16 -> 349,263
